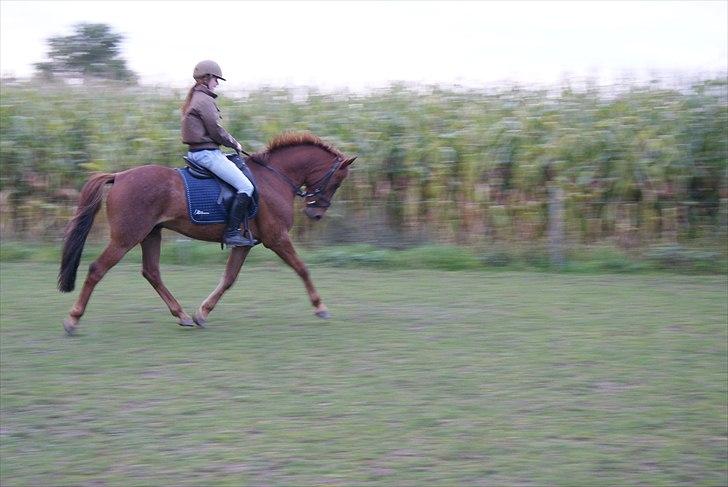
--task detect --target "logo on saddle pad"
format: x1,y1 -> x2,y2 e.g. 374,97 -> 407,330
193,209 -> 211,216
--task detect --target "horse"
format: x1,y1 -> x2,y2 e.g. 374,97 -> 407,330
58,132 -> 357,335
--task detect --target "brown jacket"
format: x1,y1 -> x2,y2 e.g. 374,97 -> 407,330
181,85 -> 239,150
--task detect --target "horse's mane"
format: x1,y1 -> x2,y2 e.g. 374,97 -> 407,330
256,132 -> 344,159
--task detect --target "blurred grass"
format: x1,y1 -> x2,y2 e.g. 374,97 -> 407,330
1,259 -> 726,486
2,239 -> 726,275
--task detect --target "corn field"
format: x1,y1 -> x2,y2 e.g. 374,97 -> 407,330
1,79 -> 726,251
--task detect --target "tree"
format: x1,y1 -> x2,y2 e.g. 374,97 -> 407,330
34,23 -> 137,83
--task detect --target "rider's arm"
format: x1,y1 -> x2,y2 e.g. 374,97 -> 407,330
197,98 -> 239,150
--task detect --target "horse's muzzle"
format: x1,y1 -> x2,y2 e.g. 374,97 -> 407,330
304,206 -> 325,220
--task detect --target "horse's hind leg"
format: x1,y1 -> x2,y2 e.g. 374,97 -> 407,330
63,241 -> 132,334
140,227 -> 194,327
194,246 -> 250,327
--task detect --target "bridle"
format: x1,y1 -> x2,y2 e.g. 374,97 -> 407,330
247,153 -> 343,209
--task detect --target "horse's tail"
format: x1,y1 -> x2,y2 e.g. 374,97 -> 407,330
58,173 -> 116,292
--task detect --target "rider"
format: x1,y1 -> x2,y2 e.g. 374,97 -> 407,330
181,60 -> 256,247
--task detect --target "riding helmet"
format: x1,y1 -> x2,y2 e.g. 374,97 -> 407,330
193,60 -> 226,81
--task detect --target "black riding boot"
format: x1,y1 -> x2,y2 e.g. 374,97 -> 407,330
223,193 -> 257,247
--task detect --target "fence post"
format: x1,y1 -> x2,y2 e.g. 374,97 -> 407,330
548,183 -> 565,269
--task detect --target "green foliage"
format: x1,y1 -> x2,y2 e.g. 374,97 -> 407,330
306,244 -> 391,268
0,242 -> 34,262
307,244 -> 481,270
33,23 -> 137,83
1,237 -> 726,279
389,245 -> 482,270
0,78 -> 726,253
643,244 -> 725,273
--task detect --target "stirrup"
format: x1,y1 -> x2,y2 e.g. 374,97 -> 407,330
223,229 -> 258,248
240,228 -> 259,246
240,216 -> 258,246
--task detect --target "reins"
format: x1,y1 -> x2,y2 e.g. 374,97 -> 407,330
244,151 -> 342,208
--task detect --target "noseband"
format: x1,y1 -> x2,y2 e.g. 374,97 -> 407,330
249,155 -> 343,209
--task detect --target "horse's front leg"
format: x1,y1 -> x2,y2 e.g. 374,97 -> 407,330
194,246 -> 250,327
268,235 -> 330,319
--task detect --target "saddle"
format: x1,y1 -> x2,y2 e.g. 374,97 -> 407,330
177,153 -> 259,224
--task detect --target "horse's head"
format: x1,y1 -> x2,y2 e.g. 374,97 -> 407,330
303,154 -> 357,221
257,133 -> 358,221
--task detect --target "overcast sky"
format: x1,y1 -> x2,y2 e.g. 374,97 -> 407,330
1,0 -> 726,92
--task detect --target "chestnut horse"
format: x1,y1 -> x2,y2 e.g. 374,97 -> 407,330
58,132 -> 356,334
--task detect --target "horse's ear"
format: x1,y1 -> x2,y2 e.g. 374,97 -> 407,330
343,156 -> 358,167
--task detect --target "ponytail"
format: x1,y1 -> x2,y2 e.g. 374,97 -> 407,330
181,76 -> 211,116
181,84 -> 197,116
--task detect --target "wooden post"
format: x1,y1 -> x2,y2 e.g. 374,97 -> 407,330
548,183 -> 565,269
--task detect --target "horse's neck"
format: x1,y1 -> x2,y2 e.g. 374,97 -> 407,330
266,146 -> 324,185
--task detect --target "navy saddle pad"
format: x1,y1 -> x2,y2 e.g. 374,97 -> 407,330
177,153 -> 259,225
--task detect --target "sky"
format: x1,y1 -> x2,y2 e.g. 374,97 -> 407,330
1,0 -> 726,92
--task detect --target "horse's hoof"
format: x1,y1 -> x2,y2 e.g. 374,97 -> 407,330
315,310 -> 331,320
177,317 -> 195,327
62,318 -> 77,336
193,313 -> 207,328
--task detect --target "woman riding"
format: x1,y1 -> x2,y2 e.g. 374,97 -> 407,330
181,60 -> 256,247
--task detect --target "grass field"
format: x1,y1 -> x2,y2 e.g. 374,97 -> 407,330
1,257 -> 726,486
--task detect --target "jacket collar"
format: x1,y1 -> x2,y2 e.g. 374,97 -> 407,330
193,84 -> 218,98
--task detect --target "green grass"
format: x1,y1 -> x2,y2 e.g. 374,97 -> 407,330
1,257 -> 726,486
2,240 -> 726,275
